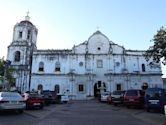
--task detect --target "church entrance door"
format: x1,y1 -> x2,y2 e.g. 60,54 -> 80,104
94,81 -> 106,98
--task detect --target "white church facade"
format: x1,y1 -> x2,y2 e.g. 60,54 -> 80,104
7,16 -> 163,99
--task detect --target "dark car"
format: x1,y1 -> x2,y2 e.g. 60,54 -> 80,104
111,90 -> 125,106
144,88 -> 166,112
50,91 -> 57,104
124,89 -> 145,108
41,90 -> 53,105
23,92 -> 44,109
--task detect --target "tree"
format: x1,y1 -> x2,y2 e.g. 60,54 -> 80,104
144,26 -> 166,65
0,57 -> 15,88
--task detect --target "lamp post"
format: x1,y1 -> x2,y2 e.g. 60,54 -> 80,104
69,70 -> 75,99
108,75 -> 113,92
126,73 -> 130,90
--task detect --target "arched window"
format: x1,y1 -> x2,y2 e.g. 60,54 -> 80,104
142,64 -> 146,72
27,30 -> 31,39
55,61 -> 61,72
14,51 -> 21,62
38,62 -> 44,72
54,85 -> 60,93
37,84 -> 43,91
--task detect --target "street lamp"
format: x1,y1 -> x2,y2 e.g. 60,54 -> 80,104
87,73 -> 94,96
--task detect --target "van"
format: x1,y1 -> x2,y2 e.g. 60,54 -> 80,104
111,90 -> 126,106
124,89 -> 145,108
144,88 -> 166,112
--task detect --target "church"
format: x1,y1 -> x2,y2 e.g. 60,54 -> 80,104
7,15 -> 163,100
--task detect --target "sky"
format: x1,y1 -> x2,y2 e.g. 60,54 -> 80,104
0,0 -> 166,77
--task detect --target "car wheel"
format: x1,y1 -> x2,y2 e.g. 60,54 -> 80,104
40,104 -> 43,109
26,105 -> 30,110
18,109 -> 23,114
114,103 -> 117,106
127,105 -> 130,108
62,101 -> 67,104
146,107 -> 150,112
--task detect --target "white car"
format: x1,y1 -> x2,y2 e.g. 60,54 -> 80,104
0,92 -> 26,113
61,95 -> 69,103
100,92 -> 110,102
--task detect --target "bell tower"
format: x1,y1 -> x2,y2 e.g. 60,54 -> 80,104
7,13 -> 38,92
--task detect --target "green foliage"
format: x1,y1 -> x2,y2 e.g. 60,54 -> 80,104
0,58 -> 5,76
5,67 -> 15,87
0,57 -> 15,87
144,26 -> 166,65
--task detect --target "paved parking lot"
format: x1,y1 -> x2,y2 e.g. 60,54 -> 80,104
0,100 -> 165,125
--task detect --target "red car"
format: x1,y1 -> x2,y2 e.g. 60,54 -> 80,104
23,92 -> 44,109
107,95 -> 112,104
123,89 -> 145,108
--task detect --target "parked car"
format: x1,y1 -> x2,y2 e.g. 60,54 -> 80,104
111,90 -> 125,106
0,91 -> 25,113
50,91 -> 57,104
56,94 -> 69,103
23,92 -> 44,109
100,92 -> 110,102
107,95 -> 112,104
124,89 -> 145,108
41,90 -> 53,105
144,88 -> 166,112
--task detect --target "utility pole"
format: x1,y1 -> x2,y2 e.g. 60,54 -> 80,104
28,42 -> 33,92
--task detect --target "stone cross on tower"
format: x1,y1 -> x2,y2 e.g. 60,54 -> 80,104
25,11 -> 30,21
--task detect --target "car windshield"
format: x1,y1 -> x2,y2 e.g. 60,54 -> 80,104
101,92 -> 110,96
146,89 -> 164,98
29,93 -> 41,98
1,92 -> 21,98
42,91 -> 51,94
126,90 -> 138,96
113,91 -> 124,95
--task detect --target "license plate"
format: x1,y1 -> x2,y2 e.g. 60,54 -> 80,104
149,100 -> 159,104
11,101 -> 18,104
33,103 -> 40,106
129,99 -> 134,101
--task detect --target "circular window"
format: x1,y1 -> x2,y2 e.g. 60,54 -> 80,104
97,47 -> 101,50
79,62 -> 83,66
116,62 -> 120,66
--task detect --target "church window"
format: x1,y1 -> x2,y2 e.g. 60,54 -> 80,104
54,85 -> 60,93
55,61 -> 61,72
116,84 -> 121,90
14,51 -> 21,62
37,84 -> 43,91
27,30 -> 31,39
97,60 -> 103,68
19,31 -> 22,38
142,64 -> 146,72
38,62 -> 44,72
116,62 -> 120,67
78,84 -> 84,92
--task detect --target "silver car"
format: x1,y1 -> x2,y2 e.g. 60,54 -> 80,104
0,92 -> 26,113
100,92 -> 110,102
